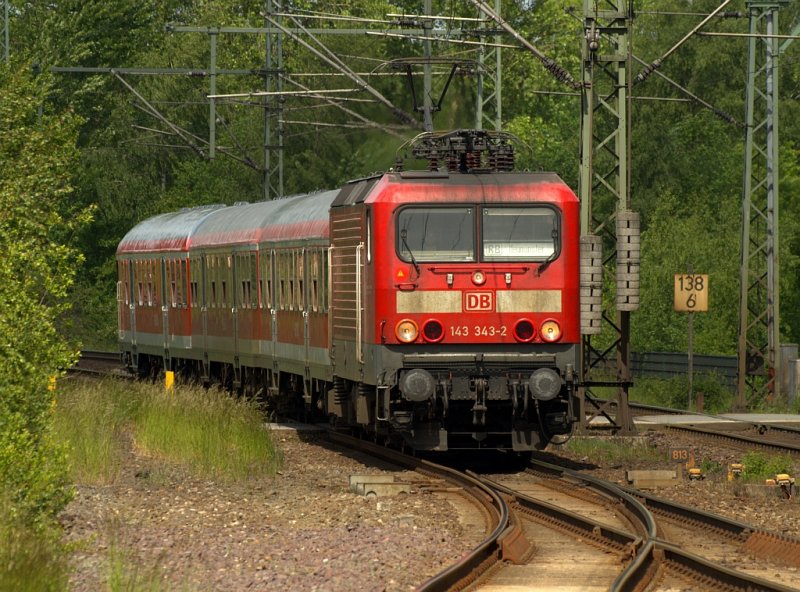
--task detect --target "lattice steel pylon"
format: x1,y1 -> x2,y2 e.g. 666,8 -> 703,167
578,0 -> 636,435
263,0 -> 284,200
736,0 -> 789,408
475,0 -> 502,131
2,0 -> 9,62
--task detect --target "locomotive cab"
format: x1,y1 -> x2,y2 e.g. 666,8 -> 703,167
330,165 -> 581,452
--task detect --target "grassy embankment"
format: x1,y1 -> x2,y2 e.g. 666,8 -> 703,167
1,378 -> 282,592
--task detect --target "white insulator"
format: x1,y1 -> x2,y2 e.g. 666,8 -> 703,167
616,211 -> 640,311
580,234 -> 603,334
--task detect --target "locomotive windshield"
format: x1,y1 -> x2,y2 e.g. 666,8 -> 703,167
482,207 -> 558,261
396,205 -> 558,263
397,207 -> 475,262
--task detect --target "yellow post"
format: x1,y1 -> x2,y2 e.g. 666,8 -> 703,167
165,371 -> 175,392
48,376 -> 57,392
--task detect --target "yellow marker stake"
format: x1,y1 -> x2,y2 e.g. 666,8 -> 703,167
48,376 -> 57,392
165,371 -> 175,392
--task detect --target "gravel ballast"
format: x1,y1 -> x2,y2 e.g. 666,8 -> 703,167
61,426 -> 800,590
61,427 -> 476,591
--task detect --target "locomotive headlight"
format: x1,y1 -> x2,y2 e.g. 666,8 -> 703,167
529,368 -> 562,401
395,319 -> 419,343
540,320 -> 562,342
472,270 -> 486,286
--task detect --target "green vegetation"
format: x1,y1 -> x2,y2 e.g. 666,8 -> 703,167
0,498 -> 70,592
629,375 -> 735,414
558,436 -> 664,463
106,540 -> 167,592
0,62 -> 86,592
55,379 -> 282,483
135,385 -> 282,481
739,451 -> 795,483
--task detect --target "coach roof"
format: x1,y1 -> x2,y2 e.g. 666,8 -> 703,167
116,204 -> 226,255
189,189 -> 338,249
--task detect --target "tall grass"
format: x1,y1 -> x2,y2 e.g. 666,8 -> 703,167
135,386 -> 282,481
555,436 -> 664,463
0,495 -> 70,592
54,379 -> 282,483
54,379 -> 142,484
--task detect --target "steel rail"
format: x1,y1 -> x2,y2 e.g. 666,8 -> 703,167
616,540 -> 798,592
490,456 -> 797,590
619,484 -> 800,567
663,423 -> 800,456
595,399 -> 800,446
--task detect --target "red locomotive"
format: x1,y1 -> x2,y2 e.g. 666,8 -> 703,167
117,131 -> 581,451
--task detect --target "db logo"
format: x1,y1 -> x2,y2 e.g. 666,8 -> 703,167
465,292 -> 494,312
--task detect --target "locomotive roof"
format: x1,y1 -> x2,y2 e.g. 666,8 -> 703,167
189,189 -> 338,249
117,171 -> 577,256
356,171 -> 577,205
116,204 -> 226,254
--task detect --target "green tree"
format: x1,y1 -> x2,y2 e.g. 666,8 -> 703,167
0,64 -> 89,523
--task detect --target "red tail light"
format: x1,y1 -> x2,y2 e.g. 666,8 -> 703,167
513,319 -> 535,342
422,319 -> 444,343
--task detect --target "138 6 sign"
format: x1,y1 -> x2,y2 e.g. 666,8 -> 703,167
674,274 -> 708,312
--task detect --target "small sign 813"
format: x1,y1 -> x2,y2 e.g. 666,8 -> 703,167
669,447 -> 693,464
674,274 -> 708,312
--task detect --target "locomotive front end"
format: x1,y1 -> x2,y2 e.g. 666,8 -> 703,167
368,172 -> 581,452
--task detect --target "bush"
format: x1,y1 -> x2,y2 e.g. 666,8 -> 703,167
740,451 -> 795,482
629,374 -> 734,413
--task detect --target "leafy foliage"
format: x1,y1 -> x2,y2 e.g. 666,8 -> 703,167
3,0 -> 800,379
0,64 -> 87,523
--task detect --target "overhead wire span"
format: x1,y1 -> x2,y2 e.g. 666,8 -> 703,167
265,3 -> 418,126
365,30 -> 519,50
468,0 -> 582,89
280,75 -> 407,139
635,0 -> 733,84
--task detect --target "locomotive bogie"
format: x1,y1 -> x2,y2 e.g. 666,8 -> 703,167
117,171 -> 582,452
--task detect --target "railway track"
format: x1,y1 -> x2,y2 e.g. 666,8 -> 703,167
323,431 -> 800,590
593,398 -> 800,457
68,349 -> 124,376
475,457 -> 800,591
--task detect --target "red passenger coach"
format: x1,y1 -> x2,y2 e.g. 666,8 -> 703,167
118,130 -> 583,452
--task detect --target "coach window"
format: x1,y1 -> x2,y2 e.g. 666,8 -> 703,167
278,252 -> 287,311
322,248 -> 329,312
310,249 -> 319,312
296,250 -> 304,311
259,250 -> 272,309
147,259 -> 155,306
222,255 -> 231,307
190,257 -> 199,308
396,206 -> 475,262
482,206 -> 558,261
180,259 -> 188,307
170,260 -> 178,308
286,251 -> 294,311
209,255 -> 217,308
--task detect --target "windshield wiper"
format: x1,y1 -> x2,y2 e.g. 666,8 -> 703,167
400,229 -> 420,275
537,224 -> 560,276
